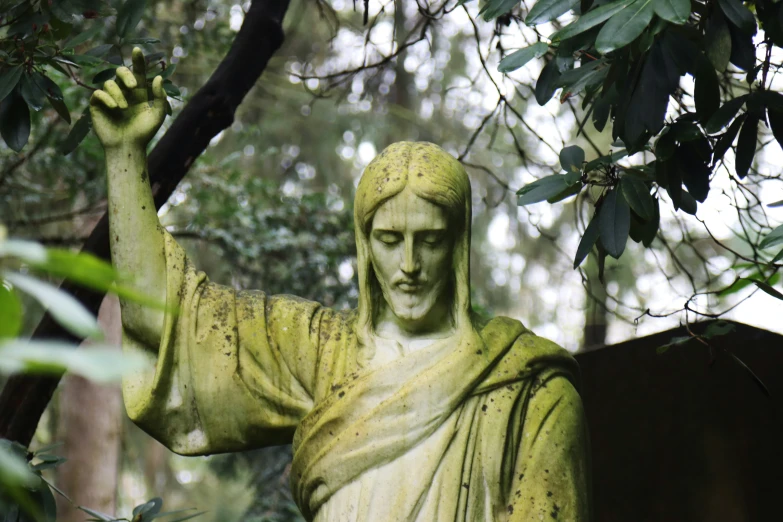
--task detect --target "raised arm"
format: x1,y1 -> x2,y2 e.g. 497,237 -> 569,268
90,48 -> 169,348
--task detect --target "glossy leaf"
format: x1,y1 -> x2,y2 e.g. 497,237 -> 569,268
559,145 -> 585,173
705,95 -> 747,134
653,0 -> 689,24
717,0 -> 756,34
679,190 -> 698,215
595,0 -> 655,54
620,176 -> 654,220
0,66 -> 24,103
735,113 -> 758,179
61,111 -> 92,156
574,213 -> 601,268
517,173 -> 580,205
550,0 -> 637,42
48,96 -> 72,125
498,43 -> 549,73
694,59 -> 720,123
3,272 -> 102,340
20,74 -> 47,111
92,67 -> 118,85
117,0 -> 147,38
0,93 -> 31,152
599,188 -> 631,258
526,0 -> 579,24
126,37 -> 161,44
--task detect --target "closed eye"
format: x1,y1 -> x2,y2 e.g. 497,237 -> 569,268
373,231 -> 403,245
420,231 -> 446,245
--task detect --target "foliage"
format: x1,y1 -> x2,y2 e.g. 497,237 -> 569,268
477,0 -> 783,279
0,0 -> 179,153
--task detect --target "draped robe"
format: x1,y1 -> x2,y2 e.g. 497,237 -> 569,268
122,232 -> 591,521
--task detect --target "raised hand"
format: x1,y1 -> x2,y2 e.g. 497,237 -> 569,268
90,47 -> 169,150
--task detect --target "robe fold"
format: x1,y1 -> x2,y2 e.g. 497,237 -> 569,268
122,232 -> 591,521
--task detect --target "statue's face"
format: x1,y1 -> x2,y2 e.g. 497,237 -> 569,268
369,189 -> 453,330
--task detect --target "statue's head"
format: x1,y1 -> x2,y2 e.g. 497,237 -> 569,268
354,142 -> 472,353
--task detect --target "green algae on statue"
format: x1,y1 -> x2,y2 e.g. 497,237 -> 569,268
92,48 -> 591,521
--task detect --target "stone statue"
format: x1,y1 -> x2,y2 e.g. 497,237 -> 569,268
91,49 -> 591,521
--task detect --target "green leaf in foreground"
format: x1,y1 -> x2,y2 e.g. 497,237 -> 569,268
599,188 -> 631,258
595,0 -> 655,55
753,280 -> 783,300
0,65 -> 23,103
116,0 -> 147,38
620,176 -> 655,221
653,0 -> 689,24
517,172 -> 581,205
526,0 -> 580,25
0,340 -> 150,382
551,0 -> 636,42
3,272 -> 102,340
498,43 -> 549,73
559,145 -> 585,173
0,93 -> 31,152
61,111 -> 92,156
0,283 -> 22,339
574,213 -> 601,268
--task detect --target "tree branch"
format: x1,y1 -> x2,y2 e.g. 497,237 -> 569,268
0,0 -> 292,445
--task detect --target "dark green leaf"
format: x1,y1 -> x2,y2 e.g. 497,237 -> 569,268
655,130 -> 676,160
703,320 -> 736,338
159,63 -> 178,80
0,66 -> 24,103
728,22 -> 756,70
85,44 -> 113,57
69,54 -> 105,66
768,199 -> 783,208
768,109 -> 783,151
0,283 -> 22,339
669,120 -> 702,141
656,336 -> 692,354
717,0 -> 756,34
653,0 -> 689,24
713,113 -> 746,164
705,11 -> 732,72
547,180 -> 583,202
760,224 -> 783,249
0,92 -> 31,152
753,280 -> 783,300
595,0 -> 655,54
772,247 -> 783,263
599,188 -> 631,258
92,67 -> 118,85
694,59 -> 720,123
47,96 -> 71,125
559,145 -> 585,173
679,189 -> 698,214
535,60 -> 561,105
705,95 -> 747,134
551,0 -> 637,41
117,0 -> 147,38
126,37 -> 160,44
133,498 -> 163,518
735,113 -> 758,179
162,82 -> 180,97
526,0 -> 579,24
517,173 -> 580,205
574,212 -> 601,268
498,43 -> 549,73
620,176 -> 654,220
60,111 -> 92,156
20,74 -> 47,111
584,149 -> 628,171
144,52 -> 166,64
62,23 -> 104,50
76,507 -> 114,521
677,148 -> 711,203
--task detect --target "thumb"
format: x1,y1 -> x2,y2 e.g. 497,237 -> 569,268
151,75 -> 171,116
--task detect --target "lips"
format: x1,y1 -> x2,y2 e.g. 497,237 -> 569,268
397,282 -> 422,293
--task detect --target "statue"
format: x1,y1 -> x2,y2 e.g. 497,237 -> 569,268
91,49 -> 591,521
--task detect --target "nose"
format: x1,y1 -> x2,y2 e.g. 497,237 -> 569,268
400,236 -> 420,275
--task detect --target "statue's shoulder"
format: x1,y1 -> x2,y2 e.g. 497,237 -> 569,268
479,314 -> 573,361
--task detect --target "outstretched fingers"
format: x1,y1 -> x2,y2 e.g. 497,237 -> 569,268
131,47 -> 147,88
90,89 -> 118,110
103,80 -> 128,109
115,67 -> 137,90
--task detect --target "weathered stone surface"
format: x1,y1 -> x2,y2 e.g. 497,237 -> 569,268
94,54 -> 591,521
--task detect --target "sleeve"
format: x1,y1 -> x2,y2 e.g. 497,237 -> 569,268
122,231 -> 321,455
508,372 -> 592,521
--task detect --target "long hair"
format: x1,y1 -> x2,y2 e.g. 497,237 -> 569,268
353,142 -> 473,363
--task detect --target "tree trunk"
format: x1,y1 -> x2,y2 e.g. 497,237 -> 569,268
0,0 -> 292,446
55,296 -> 123,520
